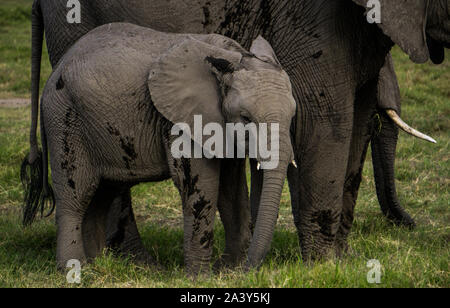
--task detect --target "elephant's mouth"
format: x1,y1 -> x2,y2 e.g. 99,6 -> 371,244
427,37 -> 447,64
425,0 -> 450,64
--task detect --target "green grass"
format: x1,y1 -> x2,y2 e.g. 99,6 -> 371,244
0,0 -> 51,99
0,1 -> 448,288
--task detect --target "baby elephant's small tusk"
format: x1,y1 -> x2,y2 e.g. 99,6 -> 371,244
292,160 -> 298,168
257,162 -> 261,170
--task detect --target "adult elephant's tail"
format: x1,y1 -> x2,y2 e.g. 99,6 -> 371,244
20,0 -> 55,226
29,0 -> 43,164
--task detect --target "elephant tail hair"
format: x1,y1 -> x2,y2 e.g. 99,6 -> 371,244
21,148 -> 55,226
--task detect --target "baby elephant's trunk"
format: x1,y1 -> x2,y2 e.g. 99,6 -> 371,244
246,118 -> 294,269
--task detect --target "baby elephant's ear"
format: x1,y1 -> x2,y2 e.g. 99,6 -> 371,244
250,35 -> 281,65
148,39 -> 242,144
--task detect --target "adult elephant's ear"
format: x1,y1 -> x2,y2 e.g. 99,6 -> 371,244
352,0 -> 429,63
148,39 -> 242,145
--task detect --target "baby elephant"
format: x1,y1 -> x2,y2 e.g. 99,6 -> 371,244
22,23 -> 296,274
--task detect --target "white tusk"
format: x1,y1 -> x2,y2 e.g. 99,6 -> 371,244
257,162 -> 261,170
292,160 -> 298,168
386,110 -> 437,144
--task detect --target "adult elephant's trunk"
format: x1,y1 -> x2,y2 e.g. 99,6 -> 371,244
371,111 -> 416,228
246,120 -> 293,269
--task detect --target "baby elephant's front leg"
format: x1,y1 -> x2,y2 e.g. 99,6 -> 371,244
172,158 -> 221,276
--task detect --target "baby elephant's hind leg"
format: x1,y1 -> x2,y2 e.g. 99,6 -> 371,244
45,104 -> 101,269
52,148 -> 100,270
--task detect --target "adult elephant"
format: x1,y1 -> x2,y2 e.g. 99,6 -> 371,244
27,0 -> 449,266
344,0 -> 447,230
370,53 -> 437,229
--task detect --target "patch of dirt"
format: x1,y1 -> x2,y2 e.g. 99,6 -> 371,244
0,99 -> 30,108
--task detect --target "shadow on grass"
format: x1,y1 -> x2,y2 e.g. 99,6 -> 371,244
0,212 -> 303,274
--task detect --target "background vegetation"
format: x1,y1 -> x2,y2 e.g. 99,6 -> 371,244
0,0 -> 448,287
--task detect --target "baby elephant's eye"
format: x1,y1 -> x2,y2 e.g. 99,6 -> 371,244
241,115 -> 251,124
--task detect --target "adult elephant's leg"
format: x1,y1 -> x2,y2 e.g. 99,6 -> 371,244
336,80 -> 378,255
105,189 -> 154,264
293,96 -> 354,260
82,183 -> 116,260
371,111 -> 416,227
288,164 -> 301,233
215,159 -> 252,269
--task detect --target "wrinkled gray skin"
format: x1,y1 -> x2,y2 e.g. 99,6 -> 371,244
27,0 -> 449,266
371,54 -> 416,228
33,24 -> 296,273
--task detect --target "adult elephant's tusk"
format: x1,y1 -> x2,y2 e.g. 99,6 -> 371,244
385,109 -> 437,144
292,160 -> 298,168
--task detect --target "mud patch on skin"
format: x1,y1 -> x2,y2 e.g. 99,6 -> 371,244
61,108 -> 77,190
68,179 -> 76,189
312,50 -> 323,59
193,195 -> 211,219
218,1 -> 271,44
120,137 -> 138,160
311,210 -> 336,238
175,158 -> 215,245
106,123 -> 138,174
106,123 -> 121,137
192,196 -> 213,247
200,230 -> 214,248
56,76 -> 65,90
202,1 -> 212,29
120,136 -> 138,171
180,158 -> 201,197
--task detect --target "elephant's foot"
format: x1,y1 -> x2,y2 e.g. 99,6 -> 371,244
106,218 -> 157,267
299,239 -> 339,264
334,236 -> 350,258
114,238 -> 157,267
213,253 -> 246,273
185,262 -> 214,278
297,222 -> 341,263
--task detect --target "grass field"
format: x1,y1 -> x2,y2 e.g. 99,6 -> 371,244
0,1 -> 448,288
